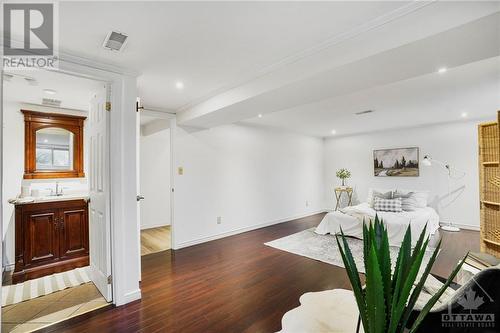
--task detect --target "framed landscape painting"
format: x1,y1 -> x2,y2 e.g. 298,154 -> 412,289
373,147 -> 419,177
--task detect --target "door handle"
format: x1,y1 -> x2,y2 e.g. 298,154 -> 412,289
137,195 -> 145,202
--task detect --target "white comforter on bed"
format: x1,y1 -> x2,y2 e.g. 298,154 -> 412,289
315,202 -> 440,246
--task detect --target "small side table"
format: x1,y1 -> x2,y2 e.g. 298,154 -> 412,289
334,187 -> 353,211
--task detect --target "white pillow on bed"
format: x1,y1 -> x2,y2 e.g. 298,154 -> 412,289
394,189 -> 429,210
367,188 -> 394,207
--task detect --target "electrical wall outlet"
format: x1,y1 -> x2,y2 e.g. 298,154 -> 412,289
217,216 -> 222,224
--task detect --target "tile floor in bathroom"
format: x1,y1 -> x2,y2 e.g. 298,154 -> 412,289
2,282 -> 109,333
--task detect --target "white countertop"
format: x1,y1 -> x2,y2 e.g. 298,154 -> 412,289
8,193 -> 89,205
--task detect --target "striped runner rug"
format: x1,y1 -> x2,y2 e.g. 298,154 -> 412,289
2,266 -> 91,306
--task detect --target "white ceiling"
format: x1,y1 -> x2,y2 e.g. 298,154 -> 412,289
3,70 -> 103,111
243,56 -> 500,137
7,1 -> 500,137
59,1 -> 408,111
177,5 -> 500,129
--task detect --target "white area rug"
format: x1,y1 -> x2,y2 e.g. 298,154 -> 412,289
2,266 -> 91,306
278,289 -> 363,333
265,228 -> 434,274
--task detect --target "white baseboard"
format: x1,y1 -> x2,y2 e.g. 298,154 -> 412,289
439,222 -> 479,231
174,210 -> 327,250
3,264 -> 14,272
115,289 -> 142,307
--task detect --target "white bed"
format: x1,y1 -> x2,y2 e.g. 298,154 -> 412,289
315,202 -> 440,246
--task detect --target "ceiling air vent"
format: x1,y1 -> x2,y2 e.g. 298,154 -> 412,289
42,98 -> 62,107
355,110 -> 374,115
103,31 -> 128,51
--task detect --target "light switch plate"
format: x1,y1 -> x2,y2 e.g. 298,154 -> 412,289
178,167 -> 184,175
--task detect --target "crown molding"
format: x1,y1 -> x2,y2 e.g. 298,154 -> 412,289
1,39 -> 140,77
57,51 -> 140,77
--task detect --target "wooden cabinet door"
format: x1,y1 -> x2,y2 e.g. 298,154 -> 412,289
59,206 -> 89,259
24,210 -> 59,267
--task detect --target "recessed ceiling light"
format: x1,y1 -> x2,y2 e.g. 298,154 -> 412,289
257,114 -> 263,118
175,81 -> 184,89
461,112 -> 468,118
43,139 -> 48,143
331,129 -> 337,135
44,89 -> 57,95
438,67 -> 447,74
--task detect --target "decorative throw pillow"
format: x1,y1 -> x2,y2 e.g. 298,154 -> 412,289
392,191 -> 418,211
394,190 -> 429,209
373,197 -> 403,212
370,190 -> 393,207
367,188 -> 393,204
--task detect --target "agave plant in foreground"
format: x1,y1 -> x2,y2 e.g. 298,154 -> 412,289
336,215 -> 466,333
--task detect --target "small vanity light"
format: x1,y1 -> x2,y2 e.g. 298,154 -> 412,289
461,112 -> 468,118
331,129 -> 337,135
175,81 -> 184,89
437,67 -> 447,74
258,114 -> 263,118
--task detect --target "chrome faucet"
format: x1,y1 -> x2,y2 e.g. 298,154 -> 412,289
55,181 -> 63,196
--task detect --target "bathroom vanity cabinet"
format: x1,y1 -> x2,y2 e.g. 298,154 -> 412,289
12,198 -> 89,283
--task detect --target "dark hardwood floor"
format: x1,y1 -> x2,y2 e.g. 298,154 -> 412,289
43,213 -> 478,333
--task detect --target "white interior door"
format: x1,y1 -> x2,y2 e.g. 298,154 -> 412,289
136,110 -> 142,280
88,85 -> 112,302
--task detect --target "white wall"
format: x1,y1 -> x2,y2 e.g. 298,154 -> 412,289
172,123 -> 324,248
140,127 -> 171,229
2,102 -> 88,269
324,119 -> 493,230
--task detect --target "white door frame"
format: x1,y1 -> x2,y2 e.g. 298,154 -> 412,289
0,54 -> 141,307
59,56 -> 141,306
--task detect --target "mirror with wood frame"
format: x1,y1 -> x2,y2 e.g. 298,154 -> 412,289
22,110 -> 86,179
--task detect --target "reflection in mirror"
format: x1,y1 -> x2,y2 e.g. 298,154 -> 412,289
35,127 -> 74,170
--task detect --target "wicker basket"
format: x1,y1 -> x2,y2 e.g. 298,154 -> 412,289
479,114 -> 500,257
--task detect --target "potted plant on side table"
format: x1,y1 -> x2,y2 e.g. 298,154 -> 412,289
336,168 -> 351,189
